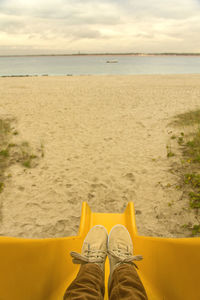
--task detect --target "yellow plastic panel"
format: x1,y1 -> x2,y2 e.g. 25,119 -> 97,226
0,202 -> 200,300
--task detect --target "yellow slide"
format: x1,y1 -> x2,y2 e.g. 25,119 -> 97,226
0,202 -> 200,300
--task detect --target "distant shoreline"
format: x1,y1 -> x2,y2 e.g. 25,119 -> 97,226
1,53 -> 200,58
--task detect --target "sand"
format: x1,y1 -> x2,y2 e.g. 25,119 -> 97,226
0,74 -> 200,238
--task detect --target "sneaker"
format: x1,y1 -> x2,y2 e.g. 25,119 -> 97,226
70,225 -> 108,272
108,224 -> 143,285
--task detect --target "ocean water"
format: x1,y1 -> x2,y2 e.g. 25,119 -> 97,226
0,55 -> 200,76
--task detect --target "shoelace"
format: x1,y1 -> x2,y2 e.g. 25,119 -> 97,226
107,249 -> 143,267
70,250 -> 106,264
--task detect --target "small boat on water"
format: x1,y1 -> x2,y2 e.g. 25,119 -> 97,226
106,60 -> 118,63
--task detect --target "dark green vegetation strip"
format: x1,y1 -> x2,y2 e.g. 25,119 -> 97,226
0,118 -> 44,194
169,110 -> 200,236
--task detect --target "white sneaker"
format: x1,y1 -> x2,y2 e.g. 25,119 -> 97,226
108,225 -> 143,286
70,225 -> 108,272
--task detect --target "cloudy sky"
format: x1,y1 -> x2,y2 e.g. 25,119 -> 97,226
0,0 -> 200,55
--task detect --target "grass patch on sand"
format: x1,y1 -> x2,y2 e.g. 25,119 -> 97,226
168,109 -> 200,236
0,117 -> 44,194
0,118 -> 12,193
172,109 -> 200,126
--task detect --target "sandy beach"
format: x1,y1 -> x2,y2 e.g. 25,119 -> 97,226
0,74 -> 200,238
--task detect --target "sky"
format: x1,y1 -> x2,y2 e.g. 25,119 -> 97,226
0,0 -> 200,55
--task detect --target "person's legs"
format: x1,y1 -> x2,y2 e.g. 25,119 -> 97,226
109,264 -> 148,300
63,263 -> 104,300
108,225 -> 148,300
63,225 -> 108,300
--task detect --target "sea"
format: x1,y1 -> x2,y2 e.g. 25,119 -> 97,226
0,55 -> 200,76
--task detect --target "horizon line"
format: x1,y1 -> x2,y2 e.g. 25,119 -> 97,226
1,52 -> 200,57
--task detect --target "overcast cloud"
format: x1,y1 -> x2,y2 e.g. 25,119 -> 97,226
0,0 -> 200,54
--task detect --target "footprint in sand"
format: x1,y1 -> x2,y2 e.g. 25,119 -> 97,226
66,184 -> 73,188
123,172 -> 136,182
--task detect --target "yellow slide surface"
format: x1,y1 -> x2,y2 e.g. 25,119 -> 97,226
0,202 -> 200,300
